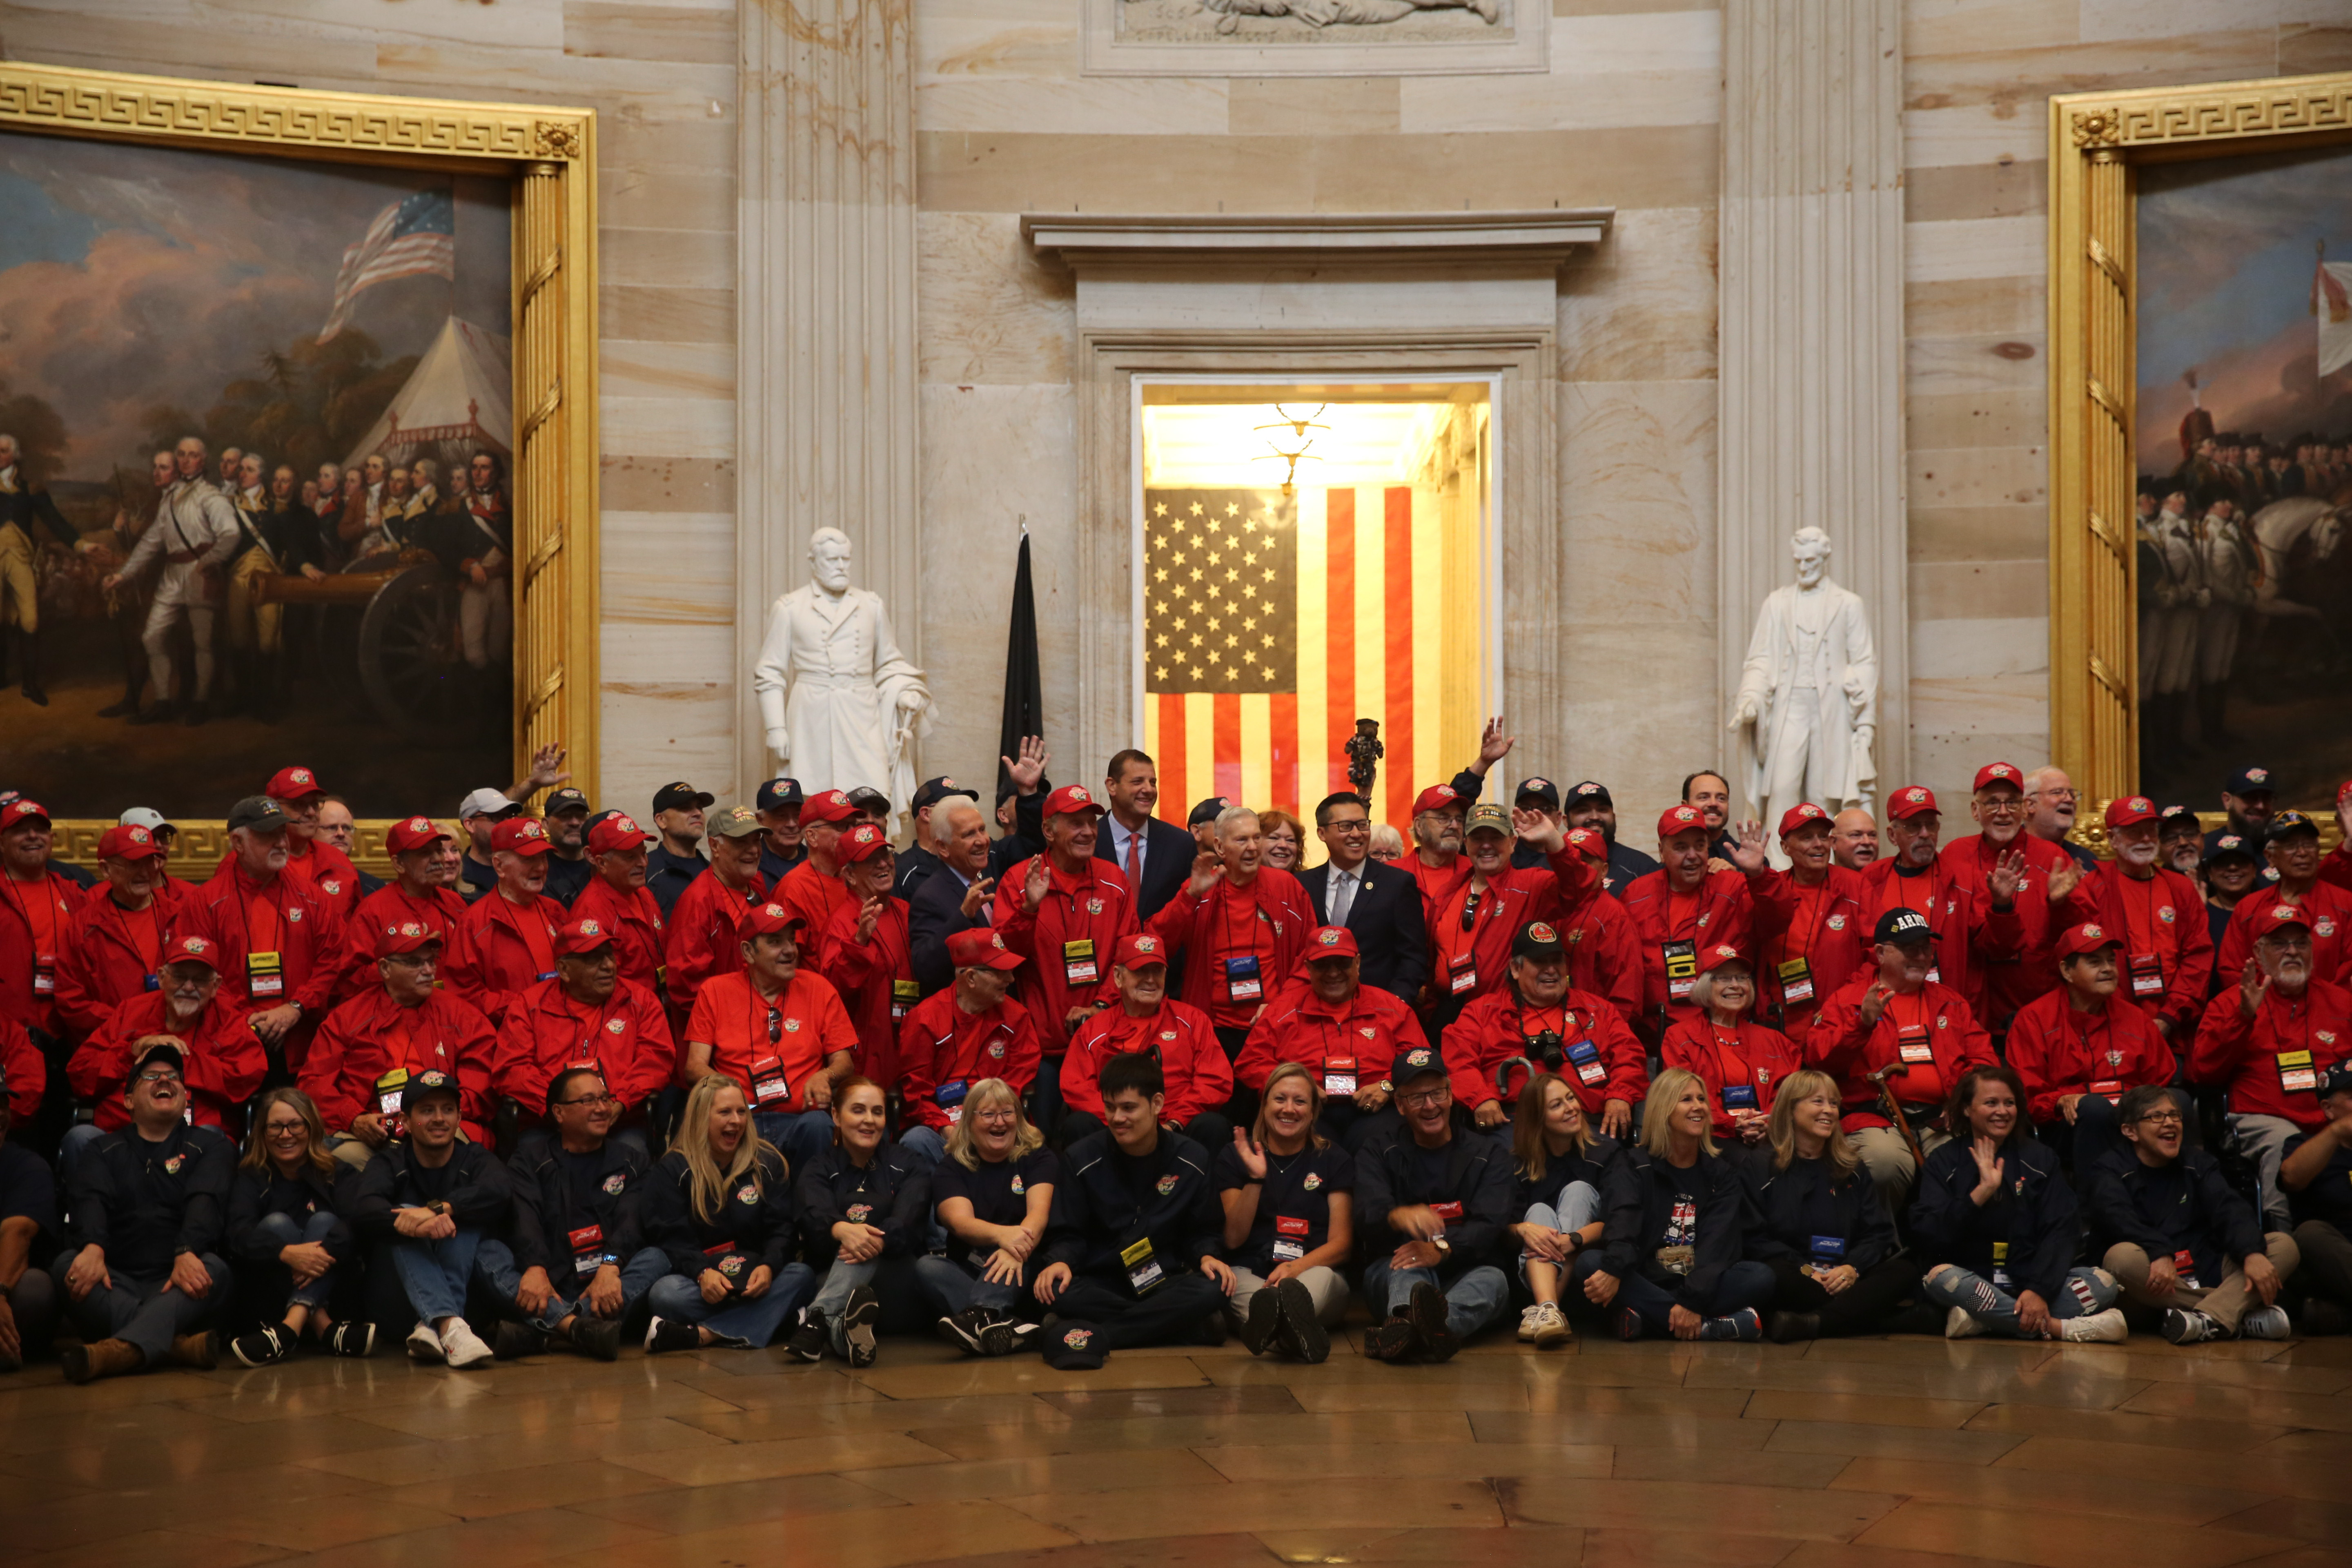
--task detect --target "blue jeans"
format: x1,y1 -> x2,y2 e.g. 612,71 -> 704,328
1572,1251 -> 1774,1333
1517,1179 -> 1602,1287
1920,1263 -> 2119,1337
1361,1259 -> 1511,1340
475,1239 -> 668,1331
57,1123 -> 103,1186
389,1228 -> 482,1325
646,1262 -> 815,1347
253,1210 -> 342,1309
754,1109 -> 836,1172
913,1254 -> 1025,1318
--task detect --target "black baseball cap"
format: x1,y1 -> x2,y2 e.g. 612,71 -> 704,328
1392,1044 -> 1448,1087
1188,796 -> 1231,827
911,776 -> 976,813
653,781 -> 714,814
756,777 -> 804,812
2321,1062 -> 2352,1100
544,787 -> 590,817
2268,810 -> 2320,844
2157,804 -> 2200,833
402,1069 -> 463,1112
1874,908 -> 1934,945
2225,765 -> 2276,796
1512,921 -> 1567,964
226,796 -> 289,833
2203,832 -> 2260,866
1567,781 -> 1613,808
845,786 -> 890,817
1514,777 -> 1562,811
1042,1320 -> 1107,1370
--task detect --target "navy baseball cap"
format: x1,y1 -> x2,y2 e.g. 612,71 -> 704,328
2203,832 -> 2259,866
402,1069 -> 462,1112
1042,1320 -> 1107,1370
911,777 -> 977,813
1514,777 -> 1562,811
1567,781 -> 1612,808
1187,796 -> 1231,827
2225,765 -> 2276,796
755,777 -> 804,812
1874,908 -> 1933,945
653,781 -> 714,813
1392,1044 -> 1448,1087
2267,809 -> 2320,844
2321,1063 -> 2352,1100
544,787 -> 590,817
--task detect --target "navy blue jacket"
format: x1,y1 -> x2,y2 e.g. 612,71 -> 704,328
1298,858 -> 1429,1004
1045,1129 -> 1221,1289
352,1142 -> 512,1236
645,1146 -> 798,1278
646,844 -> 708,920
1510,1132 -> 1622,1218
1742,1152 -> 1898,1273
1593,1144 -> 1749,1310
2285,1128 -> 2352,1234
1094,813 -> 1196,925
506,1134 -> 653,1274
227,1161 -> 358,1267
1909,1133 -> 2080,1302
2083,1146 -> 2265,1287
1354,1124 -> 1514,1276
908,862 -> 990,998
65,1123 -> 234,1276
796,1142 -> 931,1267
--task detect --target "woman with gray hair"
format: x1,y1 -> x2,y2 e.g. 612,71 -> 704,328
918,1077 -> 1053,1356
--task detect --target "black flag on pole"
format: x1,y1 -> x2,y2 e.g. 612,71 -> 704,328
998,531 -> 1043,800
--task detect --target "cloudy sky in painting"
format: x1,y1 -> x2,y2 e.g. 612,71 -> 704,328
2135,144 -> 2352,471
0,130 -> 508,481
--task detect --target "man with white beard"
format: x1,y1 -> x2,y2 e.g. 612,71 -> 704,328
102,437 -> 243,727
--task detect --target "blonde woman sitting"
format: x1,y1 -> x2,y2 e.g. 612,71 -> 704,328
642,1075 -> 815,1351
1508,1071 -> 1619,1348
1216,1062 -> 1353,1363
1740,1069 -> 1920,1343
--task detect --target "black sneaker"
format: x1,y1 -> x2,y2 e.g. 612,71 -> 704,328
325,1322 -> 376,1358
2162,1307 -> 2222,1345
1767,1310 -> 1820,1345
1615,1305 -> 1644,1341
644,1316 -> 702,1355
230,1325 -> 291,1368
1273,1278 -> 1329,1364
936,1309 -> 988,1355
1362,1316 -> 1417,1361
999,1319 -> 1041,1356
1405,1282 -> 1454,1361
1699,1307 -> 1763,1342
493,1321 -> 548,1360
1239,1286 -> 1285,1356
2303,1298 -> 2348,1336
569,1317 -> 624,1362
842,1287 -> 880,1368
786,1310 -> 829,1363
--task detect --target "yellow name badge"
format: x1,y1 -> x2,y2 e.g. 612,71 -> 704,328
1119,1235 -> 1164,1294
891,977 -> 920,1018
375,1066 -> 410,1118
1063,938 -> 1099,986
248,949 -> 285,999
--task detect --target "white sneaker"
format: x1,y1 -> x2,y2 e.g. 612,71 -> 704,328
405,1322 -> 445,1363
2161,1307 -> 2223,1345
1517,1304 -> 1541,1343
1944,1305 -> 1987,1340
2058,1307 -> 2128,1343
1529,1301 -> 1573,1349
441,1320 -> 495,1369
2239,1305 -> 2292,1341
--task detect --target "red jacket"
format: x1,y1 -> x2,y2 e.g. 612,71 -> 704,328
2005,987 -> 2175,1126
214,835 -> 362,920
54,891 -> 183,1042
1062,998 -> 1232,1124
1402,852 -> 1472,931
2323,841 -> 2352,897
1938,833 -> 2098,1028
337,883 -> 473,1003
1805,973 -> 1996,1131
1553,884 -> 1643,1022
493,976 -> 674,1117
570,875 -> 668,1002
2085,864 -> 2215,1038
813,894 -> 915,1085
1237,982 -> 1426,1094
2216,882 -> 2352,991
770,858 -> 855,950
664,869 -> 763,1020
2189,978 -> 2352,1131
69,992 -> 266,1134
1445,986 -> 1646,1117
183,864 -> 348,1016
1617,868 -> 1754,1041
1858,857 -> 2022,1025
0,868 -> 83,1037
895,987 -> 1042,1132
1425,851 -> 1597,1013
2,1015 -> 45,1124
1660,1014 -> 1803,1140
1148,866 -> 1316,1030
1742,865 -> 1872,1041
992,853 -> 1136,1039
300,984 -> 496,1141
457,889 -> 568,1027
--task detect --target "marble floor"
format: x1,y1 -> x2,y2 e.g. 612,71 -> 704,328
4,1325 -> 2347,1568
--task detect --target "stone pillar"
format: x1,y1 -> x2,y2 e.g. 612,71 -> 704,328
736,0 -> 920,796
1717,0 -> 1909,809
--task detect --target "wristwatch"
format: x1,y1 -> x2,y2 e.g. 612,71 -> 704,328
1432,1236 -> 1451,1256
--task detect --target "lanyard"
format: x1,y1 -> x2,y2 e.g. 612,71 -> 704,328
2119,871 -> 2163,953
120,899 -> 162,973
745,978 -> 789,1054
1666,886 -> 1702,940
1517,1001 -> 1571,1045
1775,880 -> 1831,969
559,991 -> 620,1056
239,870 -> 287,956
1886,866 -> 1934,919
1218,880 -> 1267,961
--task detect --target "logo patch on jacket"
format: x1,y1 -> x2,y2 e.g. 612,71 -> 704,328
1827,914 -> 1847,931
1303,1173 -> 1322,1191
847,1203 -> 872,1223
737,1184 -> 760,1204
1156,1174 -> 1178,1195
608,1018 -> 627,1033
603,1172 -> 628,1195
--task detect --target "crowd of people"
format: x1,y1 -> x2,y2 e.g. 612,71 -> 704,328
2,733 -> 2350,1383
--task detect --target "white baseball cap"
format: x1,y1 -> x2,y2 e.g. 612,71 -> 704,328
458,788 -> 519,820
119,807 -> 173,831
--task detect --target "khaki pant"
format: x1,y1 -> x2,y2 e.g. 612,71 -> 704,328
226,546 -> 284,654
2103,1232 -> 2300,1334
1226,1265 -> 1349,1327
1854,1123 -> 1951,1216
0,521 -> 37,633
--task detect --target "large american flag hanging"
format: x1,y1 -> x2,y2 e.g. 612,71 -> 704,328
318,189 -> 457,344
1143,490 -> 1297,695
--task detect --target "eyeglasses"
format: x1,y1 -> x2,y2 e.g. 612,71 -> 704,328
974,1108 -> 1020,1125
135,1071 -> 183,1087
1322,818 -> 1370,836
2133,1111 -> 2185,1127
1460,890 -> 1482,933
555,1092 -> 617,1108
1396,1086 -> 1448,1109
265,1123 -> 307,1138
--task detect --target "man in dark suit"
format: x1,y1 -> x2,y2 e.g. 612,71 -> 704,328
1094,748 -> 1196,924
909,796 -> 998,996
1298,791 -> 1428,1005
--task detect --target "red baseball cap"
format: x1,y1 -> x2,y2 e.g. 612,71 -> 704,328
1304,925 -> 1360,959
0,798 -> 50,831
265,765 -> 326,802
1043,784 -> 1108,821
2105,796 -> 2159,830
837,822 -> 892,864
374,920 -> 443,958
1888,785 -> 1939,821
1561,826 -> 1608,862
491,817 -> 552,856
587,813 -> 655,854
1412,784 -> 1462,817
1114,933 -> 1169,969
1973,762 -> 2025,793
386,815 -> 453,854
946,928 -> 1023,971
800,789 -> 860,826
1777,802 -> 1831,840
2339,778 -> 2352,805
556,917 -> 617,957
164,934 -> 219,972
2054,922 -> 2121,961
96,824 -> 163,862
737,902 -> 807,941
2258,903 -> 2313,936
1697,942 -> 1748,975
1657,804 -> 1708,840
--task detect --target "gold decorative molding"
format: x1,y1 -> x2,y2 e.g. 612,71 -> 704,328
2048,71 -> 2352,802
48,821 -> 403,881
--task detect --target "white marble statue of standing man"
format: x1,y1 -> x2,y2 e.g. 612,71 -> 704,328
753,527 -> 930,832
1728,526 -> 1878,843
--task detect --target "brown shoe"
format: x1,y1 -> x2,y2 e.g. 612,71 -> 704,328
62,1339 -> 145,1384
169,1331 -> 219,1370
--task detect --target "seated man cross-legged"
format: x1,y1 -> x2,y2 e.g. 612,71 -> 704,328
349,1070 -> 511,1369
1356,1045 -> 1515,1361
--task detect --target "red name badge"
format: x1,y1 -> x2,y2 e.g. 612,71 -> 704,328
568,1224 -> 604,1252
2129,953 -> 2164,998
1896,1024 -> 1933,1064
1430,1200 -> 1464,1221
1274,1216 -> 1311,1238
751,1053 -> 792,1107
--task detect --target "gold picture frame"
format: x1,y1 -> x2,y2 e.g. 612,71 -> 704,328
2047,71 -> 2352,804
0,61 -> 599,876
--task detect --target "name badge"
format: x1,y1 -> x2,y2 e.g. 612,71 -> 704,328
1566,1037 -> 1605,1087
1809,1234 -> 1846,1262
2128,953 -> 2163,999
1991,1239 -> 2011,1288
1063,938 -> 1098,987
2279,1049 -> 2317,1094
751,1053 -> 792,1108
248,949 -> 285,999
2088,1078 -> 2123,1103
1448,950 -> 1477,996
1323,1054 -> 1357,1097
1663,940 -> 1697,1001
891,978 -> 919,1020
1224,953 -> 1263,1003
143,971 -> 161,993
33,956 -> 56,996
1721,1082 -> 1758,1111
702,1243 -> 746,1291
537,970 -> 558,983
2172,1247 -> 2202,1291
1273,1213 -> 1311,1262
1120,1236 -> 1163,1294
1776,956 -> 1815,1006
569,1223 -> 610,1275
375,1067 -> 410,1121
938,1078 -> 969,1123
1429,1200 -> 1464,1222
1896,1023 -> 1933,1065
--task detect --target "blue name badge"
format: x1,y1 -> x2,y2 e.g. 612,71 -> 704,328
143,973 -> 162,992
1565,1038 -> 1599,1066
1224,953 -> 1263,1001
936,1079 -> 969,1108
537,970 -> 558,982
1721,1083 -> 1759,1111
1810,1235 -> 1846,1261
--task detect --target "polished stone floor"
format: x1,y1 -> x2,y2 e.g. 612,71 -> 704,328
4,1325 -> 2348,1568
